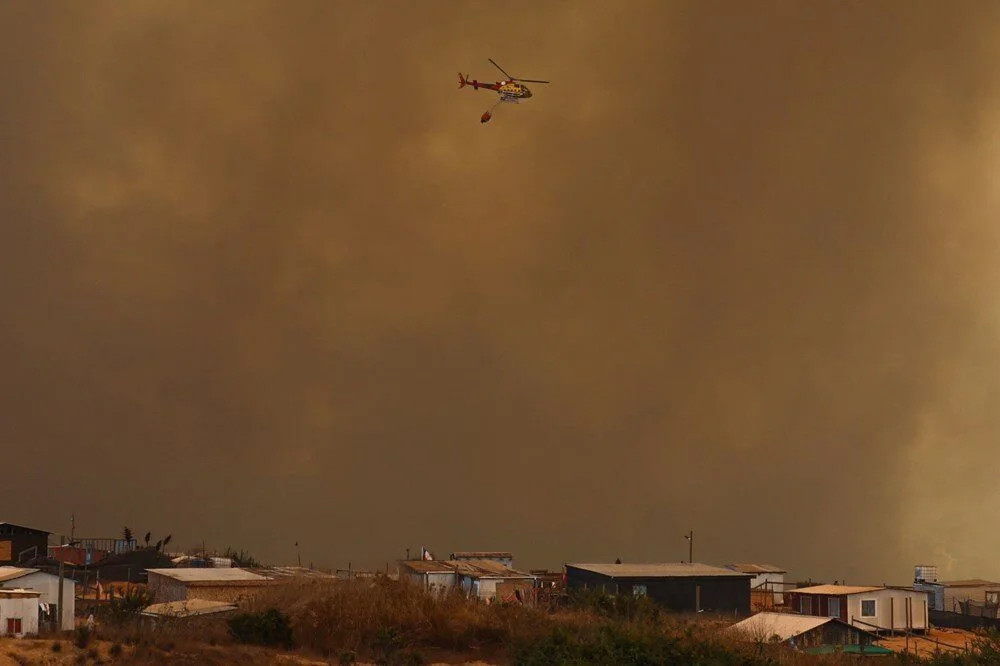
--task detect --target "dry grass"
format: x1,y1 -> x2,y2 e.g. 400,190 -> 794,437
9,582 -> 999,664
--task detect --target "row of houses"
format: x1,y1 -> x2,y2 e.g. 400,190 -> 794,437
5,519 -> 1000,651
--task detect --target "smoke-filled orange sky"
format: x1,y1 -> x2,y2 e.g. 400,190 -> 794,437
3,0 -> 1000,583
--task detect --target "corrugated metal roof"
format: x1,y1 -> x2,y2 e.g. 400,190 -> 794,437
141,599 -> 237,618
0,567 -> 38,583
256,566 -> 336,579
790,584 -> 883,595
938,579 -> 1000,588
726,564 -> 787,574
399,560 -> 456,574
400,559 -> 532,579
146,568 -> 269,583
727,612 -> 834,640
567,563 -> 751,578
447,559 -> 532,578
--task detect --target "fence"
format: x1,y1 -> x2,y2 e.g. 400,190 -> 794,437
931,609 -> 1000,632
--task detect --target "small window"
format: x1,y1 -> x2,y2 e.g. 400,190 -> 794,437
828,597 -> 840,617
6,618 -> 22,635
800,596 -> 813,614
987,592 -> 999,605
861,599 -> 876,617
633,584 -> 647,597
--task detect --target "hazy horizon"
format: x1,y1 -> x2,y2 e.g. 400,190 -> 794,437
4,0 -> 1000,585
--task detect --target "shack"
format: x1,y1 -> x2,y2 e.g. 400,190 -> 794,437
565,562 -> 752,614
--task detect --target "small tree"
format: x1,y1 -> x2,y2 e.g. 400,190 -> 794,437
105,586 -> 155,624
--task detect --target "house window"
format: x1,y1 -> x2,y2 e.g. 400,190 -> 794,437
6,618 -> 22,635
800,596 -> 813,614
633,585 -> 647,597
861,599 -> 876,617
987,592 -> 999,605
829,597 -> 840,617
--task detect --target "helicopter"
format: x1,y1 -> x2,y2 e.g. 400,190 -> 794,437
459,58 -> 549,123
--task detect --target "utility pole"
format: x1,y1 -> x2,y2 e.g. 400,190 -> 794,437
685,531 -> 694,563
70,514 -> 75,543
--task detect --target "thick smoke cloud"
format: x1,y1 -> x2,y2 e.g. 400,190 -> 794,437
3,0 -> 1000,582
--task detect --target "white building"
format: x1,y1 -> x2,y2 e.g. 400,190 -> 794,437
726,564 -> 786,606
787,584 -> 929,633
398,560 -> 457,596
0,589 -> 41,637
146,568 -> 274,604
0,567 -> 75,631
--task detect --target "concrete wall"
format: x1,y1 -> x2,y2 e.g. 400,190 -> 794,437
147,573 -> 187,603
0,572 -> 76,631
182,584 -> 274,605
147,573 -> 274,605
0,597 -> 40,636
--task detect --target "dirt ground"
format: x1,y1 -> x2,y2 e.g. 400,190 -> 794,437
878,626 -> 977,657
0,637 -> 330,666
0,637 -> 500,665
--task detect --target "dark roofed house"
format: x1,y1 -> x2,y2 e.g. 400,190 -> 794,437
0,522 -> 50,565
565,562 -> 752,615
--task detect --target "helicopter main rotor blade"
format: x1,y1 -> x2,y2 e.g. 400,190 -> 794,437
513,78 -> 550,84
488,58 -> 514,81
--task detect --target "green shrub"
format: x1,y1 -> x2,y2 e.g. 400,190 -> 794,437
227,608 -> 294,648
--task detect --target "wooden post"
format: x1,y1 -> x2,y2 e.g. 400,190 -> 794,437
891,597 -> 894,631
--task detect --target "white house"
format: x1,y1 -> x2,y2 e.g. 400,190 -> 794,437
726,564 -> 786,606
0,589 -> 41,637
398,560 -> 457,596
0,567 -> 75,631
787,584 -> 929,633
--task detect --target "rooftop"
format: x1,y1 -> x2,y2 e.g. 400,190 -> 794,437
790,584 -> 884,595
726,564 -> 786,574
0,522 -> 50,535
450,551 -> 512,559
447,559 -> 532,579
937,579 -> 1000,588
727,612 -> 842,641
399,560 -> 457,574
399,559 -> 533,579
0,567 -> 38,583
0,588 -> 41,598
141,599 -> 238,618
146,568 -> 270,584
567,563 -> 751,579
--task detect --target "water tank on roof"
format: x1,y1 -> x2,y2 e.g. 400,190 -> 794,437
915,565 -> 938,583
